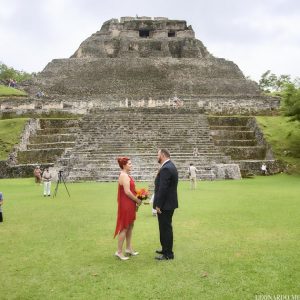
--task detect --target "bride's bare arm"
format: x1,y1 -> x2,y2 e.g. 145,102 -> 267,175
120,173 -> 141,205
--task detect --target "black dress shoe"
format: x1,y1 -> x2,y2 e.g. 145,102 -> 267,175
155,254 -> 174,260
155,250 -> 164,254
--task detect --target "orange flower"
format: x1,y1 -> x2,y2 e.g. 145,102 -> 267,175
135,188 -> 149,200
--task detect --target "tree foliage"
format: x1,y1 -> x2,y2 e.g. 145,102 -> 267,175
259,70 -> 300,121
258,70 -> 297,92
282,83 -> 300,122
0,62 -> 33,83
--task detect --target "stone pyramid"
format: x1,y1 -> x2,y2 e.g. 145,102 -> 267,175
34,16 -> 265,108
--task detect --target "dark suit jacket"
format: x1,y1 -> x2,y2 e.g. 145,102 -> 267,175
153,160 -> 178,210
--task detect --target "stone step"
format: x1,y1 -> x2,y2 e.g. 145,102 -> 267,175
66,168 -> 216,181
80,122 -> 208,127
208,117 -> 250,126
69,166 -> 225,173
56,111 -> 241,181
30,134 -> 77,143
71,150 -> 226,156
39,119 -> 79,129
67,174 -> 216,182
214,139 -> 257,146
79,128 -> 211,134
27,142 -> 75,150
36,127 -> 79,134
209,126 -> 249,131
211,131 -> 255,139
221,146 -> 266,160
84,120 -> 206,124
17,148 -> 65,164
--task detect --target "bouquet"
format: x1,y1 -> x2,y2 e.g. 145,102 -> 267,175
135,188 -> 149,204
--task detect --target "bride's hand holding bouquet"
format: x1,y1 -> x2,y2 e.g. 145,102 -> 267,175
135,188 -> 149,211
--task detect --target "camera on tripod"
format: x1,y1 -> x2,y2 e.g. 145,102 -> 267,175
53,169 -> 70,198
58,170 -> 64,178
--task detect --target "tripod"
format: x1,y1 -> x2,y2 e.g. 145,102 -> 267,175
53,170 -> 70,197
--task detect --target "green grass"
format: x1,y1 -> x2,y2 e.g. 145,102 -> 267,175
256,116 -> 300,173
0,84 -> 27,97
0,118 -> 28,160
0,175 -> 299,299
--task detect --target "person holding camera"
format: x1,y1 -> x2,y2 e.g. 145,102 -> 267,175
0,192 -> 4,222
42,168 -> 52,197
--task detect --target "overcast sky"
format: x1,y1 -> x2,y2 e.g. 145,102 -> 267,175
0,0 -> 299,82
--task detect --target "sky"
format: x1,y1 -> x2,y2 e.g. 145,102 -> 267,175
0,0 -> 299,82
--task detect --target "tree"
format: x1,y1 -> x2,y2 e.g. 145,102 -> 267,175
259,71 -> 292,92
259,70 -> 277,92
0,62 -> 33,83
282,83 -> 300,122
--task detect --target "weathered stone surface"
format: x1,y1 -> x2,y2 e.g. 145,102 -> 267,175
0,161 -> 53,178
26,16 -> 278,114
208,116 -> 281,176
71,18 -> 200,59
58,108 -> 233,181
36,57 -> 261,99
237,160 -> 284,176
214,164 -> 242,179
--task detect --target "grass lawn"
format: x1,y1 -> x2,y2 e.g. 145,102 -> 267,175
0,175 -> 299,299
257,116 -> 300,173
0,118 -> 28,160
0,84 -> 27,97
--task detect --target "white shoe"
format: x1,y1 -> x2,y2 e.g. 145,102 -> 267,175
125,250 -> 139,256
115,251 -> 129,260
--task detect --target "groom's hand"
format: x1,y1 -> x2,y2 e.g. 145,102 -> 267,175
156,207 -> 162,214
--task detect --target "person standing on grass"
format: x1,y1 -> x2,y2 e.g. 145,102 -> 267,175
34,166 -> 42,185
188,163 -> 199,190
42,168 -> 52,197
0,192 -> 4,223
153,149 -> 178,260
114,157 -> 142,261
261,163 -> 268,175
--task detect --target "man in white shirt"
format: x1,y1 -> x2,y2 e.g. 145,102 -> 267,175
261,163 -> 267,175
42,168 -> 52,196
188,163 -> 199,190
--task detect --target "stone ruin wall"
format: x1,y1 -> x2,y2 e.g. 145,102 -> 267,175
0,94 -> 280,117
71,17 -> 202,59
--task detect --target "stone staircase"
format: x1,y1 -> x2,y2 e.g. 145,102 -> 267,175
15,118 -> 79,172
208,116 -> 277,176
61,108 -> 232,181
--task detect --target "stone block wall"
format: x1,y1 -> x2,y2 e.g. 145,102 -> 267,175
0,94 -> 279,117
0,160 -> 54,179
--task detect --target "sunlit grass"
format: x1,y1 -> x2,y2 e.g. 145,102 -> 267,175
0,118 -> 28,160
0,84 -> 27,97
0,174 -> 299,299
257,116 -> 300,173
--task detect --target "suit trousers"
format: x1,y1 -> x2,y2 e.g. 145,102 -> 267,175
158,209 -> 174,258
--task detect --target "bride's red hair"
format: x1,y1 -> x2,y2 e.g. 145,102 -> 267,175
117,157 -> 130,169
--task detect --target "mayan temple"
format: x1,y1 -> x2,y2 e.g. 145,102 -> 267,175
0,17 -> 281,181
33,17 -> 276,109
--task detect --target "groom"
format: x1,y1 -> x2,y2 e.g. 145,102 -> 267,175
153,149 -> 178,260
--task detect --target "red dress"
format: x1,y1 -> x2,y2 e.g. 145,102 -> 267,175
114,175 -> 137,238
